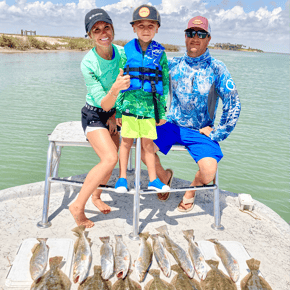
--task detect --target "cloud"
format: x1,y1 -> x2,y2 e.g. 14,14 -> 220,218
0,0 -> 289,53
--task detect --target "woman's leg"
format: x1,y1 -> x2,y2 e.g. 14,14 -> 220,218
69,129 -> 118,228
91,131 -> 120,213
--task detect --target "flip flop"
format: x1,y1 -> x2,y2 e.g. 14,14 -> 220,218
157,168 -> 174,201
177,195 -> 196,212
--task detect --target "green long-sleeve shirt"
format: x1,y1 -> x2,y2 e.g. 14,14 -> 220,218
116,51 -> 169,120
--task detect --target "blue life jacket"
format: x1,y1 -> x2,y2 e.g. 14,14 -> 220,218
123,39 -> 164,95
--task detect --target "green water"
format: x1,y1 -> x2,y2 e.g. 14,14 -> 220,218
0,50 -> 289,222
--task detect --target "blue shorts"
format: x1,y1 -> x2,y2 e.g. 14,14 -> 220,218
154,122 -> 223,163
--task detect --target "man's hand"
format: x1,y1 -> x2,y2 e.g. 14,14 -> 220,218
116,118 -> 122,127
156,119 -> 166,126
199,126 -> 213,137
106,117 -> 118,135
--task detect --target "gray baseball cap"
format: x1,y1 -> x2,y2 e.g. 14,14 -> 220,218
130,4 -> 161,27
85,8 -> 113,34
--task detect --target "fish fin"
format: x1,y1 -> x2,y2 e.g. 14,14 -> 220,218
205,259 -> 219,269
139,232 -> 150,240
155,225 -> 168,235
99,236 -> 110,243
49,256 -> 63,269
246,258 -> 260,271
31,243 -> 39,254
74,238 -> 79,254
149,269 -> 160,277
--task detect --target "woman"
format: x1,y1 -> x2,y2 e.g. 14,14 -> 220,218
69,8 -> 130,228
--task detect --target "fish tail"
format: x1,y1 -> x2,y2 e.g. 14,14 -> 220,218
205,259 -> 219,269
115,234 -> 123,241
139,232 -> 150,240
246,258 -> 260,271
94,265 -> 102,274
99,236 -> 110,243
182,229 -> 194,241
171,264 -> 181,273
155,225 -> 168,235
207,238 -> 218,244
150,234 -> 158,240
149,269 -> 160,277
72,225 -> 85,237
49,256 -> 63,269
36,238 -> 48,243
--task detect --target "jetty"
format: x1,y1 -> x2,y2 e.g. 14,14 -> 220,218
1,168 -> 289,289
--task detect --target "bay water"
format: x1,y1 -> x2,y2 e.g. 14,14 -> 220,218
0,49 -> 289,222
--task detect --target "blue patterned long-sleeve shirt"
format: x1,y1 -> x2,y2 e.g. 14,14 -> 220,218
168,49 -> 241,142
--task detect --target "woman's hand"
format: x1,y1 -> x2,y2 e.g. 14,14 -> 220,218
156,119 -> 166,126
116,118 -> 122,127
106,116 -> 118,135
113,69 -> 130,91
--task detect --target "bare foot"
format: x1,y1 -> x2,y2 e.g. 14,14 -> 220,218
69,203 -> 94,228
91,195 -> 111,214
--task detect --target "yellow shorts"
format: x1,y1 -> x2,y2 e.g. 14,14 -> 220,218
121,115 -> 157,140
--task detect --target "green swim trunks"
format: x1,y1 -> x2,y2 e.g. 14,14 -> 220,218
121,115 -> 157,140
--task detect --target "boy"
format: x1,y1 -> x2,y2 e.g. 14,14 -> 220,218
115,4 -> 172,194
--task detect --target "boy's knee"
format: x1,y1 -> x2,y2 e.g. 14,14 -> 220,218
104,153 -> 118,167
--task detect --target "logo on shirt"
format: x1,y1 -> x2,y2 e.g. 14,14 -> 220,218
226,79 -> 235,91
139,7 -> 150,18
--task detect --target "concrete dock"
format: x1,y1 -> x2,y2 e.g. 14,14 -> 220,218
1,169 -> 289,289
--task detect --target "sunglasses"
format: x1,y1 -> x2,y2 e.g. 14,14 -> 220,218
185,30 -> 209,39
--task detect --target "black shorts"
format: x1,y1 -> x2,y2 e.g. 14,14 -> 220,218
81,103 -> 116,133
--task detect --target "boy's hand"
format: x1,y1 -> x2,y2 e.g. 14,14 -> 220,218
106,116 -> 118,135
116,118 -> 122,127
199,126 -> 213,137
156,119 -> 166,126
114,69 -> 130,91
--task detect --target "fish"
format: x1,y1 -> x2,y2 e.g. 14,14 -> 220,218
30,256 -> 71,290
171,264 -> 202,290
29,238 -> 49,281
135,232 -> 153,282
208,239 -> 240,282
240,258 -> 273,290
72,225 -> 92,284
78,265 -> 112,290
100,236 -> 114,280
112,269 -> 142,290
144,269 -> 175,290
150,234 -> 171,277
114,235 -> 131,279
200,259 -> 237,290
155,225 -> 194,278
183,229 -> 208,280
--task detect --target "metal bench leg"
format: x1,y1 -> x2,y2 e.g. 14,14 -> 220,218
211,168 -> 224,231
52,145 -> 61,178
37,141 -> 54,228
129,138 -> 141,241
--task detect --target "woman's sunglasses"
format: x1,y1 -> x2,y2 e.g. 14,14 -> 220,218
185,30 -> 209,39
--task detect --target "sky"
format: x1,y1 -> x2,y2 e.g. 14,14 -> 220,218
0,0 -> 289,53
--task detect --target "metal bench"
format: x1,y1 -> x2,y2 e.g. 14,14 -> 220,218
37,121 -> 224,234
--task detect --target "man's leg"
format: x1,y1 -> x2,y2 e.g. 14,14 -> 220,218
177,157 -> 217,211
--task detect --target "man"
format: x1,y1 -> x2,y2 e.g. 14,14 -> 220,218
152,16 -> 241,211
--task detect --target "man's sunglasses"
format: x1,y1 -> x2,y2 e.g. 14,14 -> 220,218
185,30 -> 209,39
